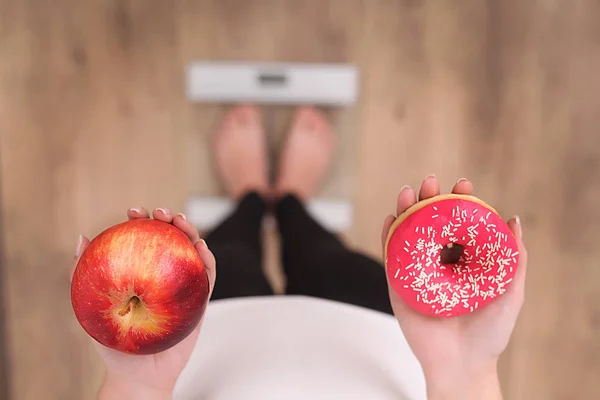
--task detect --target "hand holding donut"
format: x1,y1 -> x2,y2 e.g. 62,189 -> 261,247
381,176 -> 527,400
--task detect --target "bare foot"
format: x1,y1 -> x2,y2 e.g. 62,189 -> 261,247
213,105 -> 269,199
274,107 -> 335,201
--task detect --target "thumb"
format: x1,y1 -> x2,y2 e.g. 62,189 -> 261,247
70,234 -> 91,282
381,214 -> 396,254
194,239 -> 216,296
505,216 -> 528,304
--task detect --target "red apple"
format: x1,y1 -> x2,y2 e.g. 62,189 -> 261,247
71,218 -> 210,355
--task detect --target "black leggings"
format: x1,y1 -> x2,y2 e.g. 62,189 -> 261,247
205,192 -> 393,315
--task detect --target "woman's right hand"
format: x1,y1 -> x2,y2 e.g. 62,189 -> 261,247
71,207 -> 217,400
381,176 -> 528,400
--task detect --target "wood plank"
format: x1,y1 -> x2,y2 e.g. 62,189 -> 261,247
0,175 -> 10,400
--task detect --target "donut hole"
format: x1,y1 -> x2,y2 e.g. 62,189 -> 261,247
440,243 -> 464,265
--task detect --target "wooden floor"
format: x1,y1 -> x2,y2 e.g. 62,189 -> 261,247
1,1 -> 599,399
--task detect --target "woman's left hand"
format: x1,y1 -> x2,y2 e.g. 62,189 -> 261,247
381,176 -> 527,400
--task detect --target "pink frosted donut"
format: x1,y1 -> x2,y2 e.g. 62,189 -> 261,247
385,194 -> 519,317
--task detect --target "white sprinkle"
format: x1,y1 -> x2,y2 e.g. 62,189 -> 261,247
486,211 -> 491,219
404,240 -> 410,246
433,206 -> 438,211
394,268 -> 400,279
432,214 -> 439,218
473,209 -> 479,214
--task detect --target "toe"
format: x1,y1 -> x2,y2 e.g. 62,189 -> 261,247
295,107 -> 333,144
234,104 -> 260,124
295,106 -> 322,129
221,105 -> 260,128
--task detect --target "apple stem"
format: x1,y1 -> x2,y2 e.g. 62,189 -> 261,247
118,296 -> 140,317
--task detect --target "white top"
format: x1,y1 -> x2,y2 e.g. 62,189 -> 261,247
174,296 -> 427,400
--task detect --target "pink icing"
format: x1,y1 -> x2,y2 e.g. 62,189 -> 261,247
386,197 -> 519,317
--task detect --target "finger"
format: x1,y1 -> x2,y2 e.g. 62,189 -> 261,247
506,216 -> 527,303
152,208 -> 174,223
386,281 -> 419,322
381,214 -> 396,249
418,174 -> 440,201
127,207 -> 150,220
451,178 -> 474,195
396,186 -> 417,215
195,239 -> 216,294
173,213 -> 201,244
70,234 -> 91,282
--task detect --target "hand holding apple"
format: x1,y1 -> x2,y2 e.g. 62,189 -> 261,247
70,207 -> 216,399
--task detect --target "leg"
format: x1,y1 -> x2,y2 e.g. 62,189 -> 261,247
206,192 -> 273,299
206,105 -> 273,300
276,195 -> 393,314
274,107 -> 393,314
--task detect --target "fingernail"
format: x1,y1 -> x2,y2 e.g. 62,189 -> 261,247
177,212 -> 187,220
425,174 -> 436,180
515,215 -> 523,239
400,185 -> 411,192
198,239 -> 207,248
156,208 -> 170,215
456,177 -> 468,183
128,207 -> 142,213
75,234 -> 84,257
